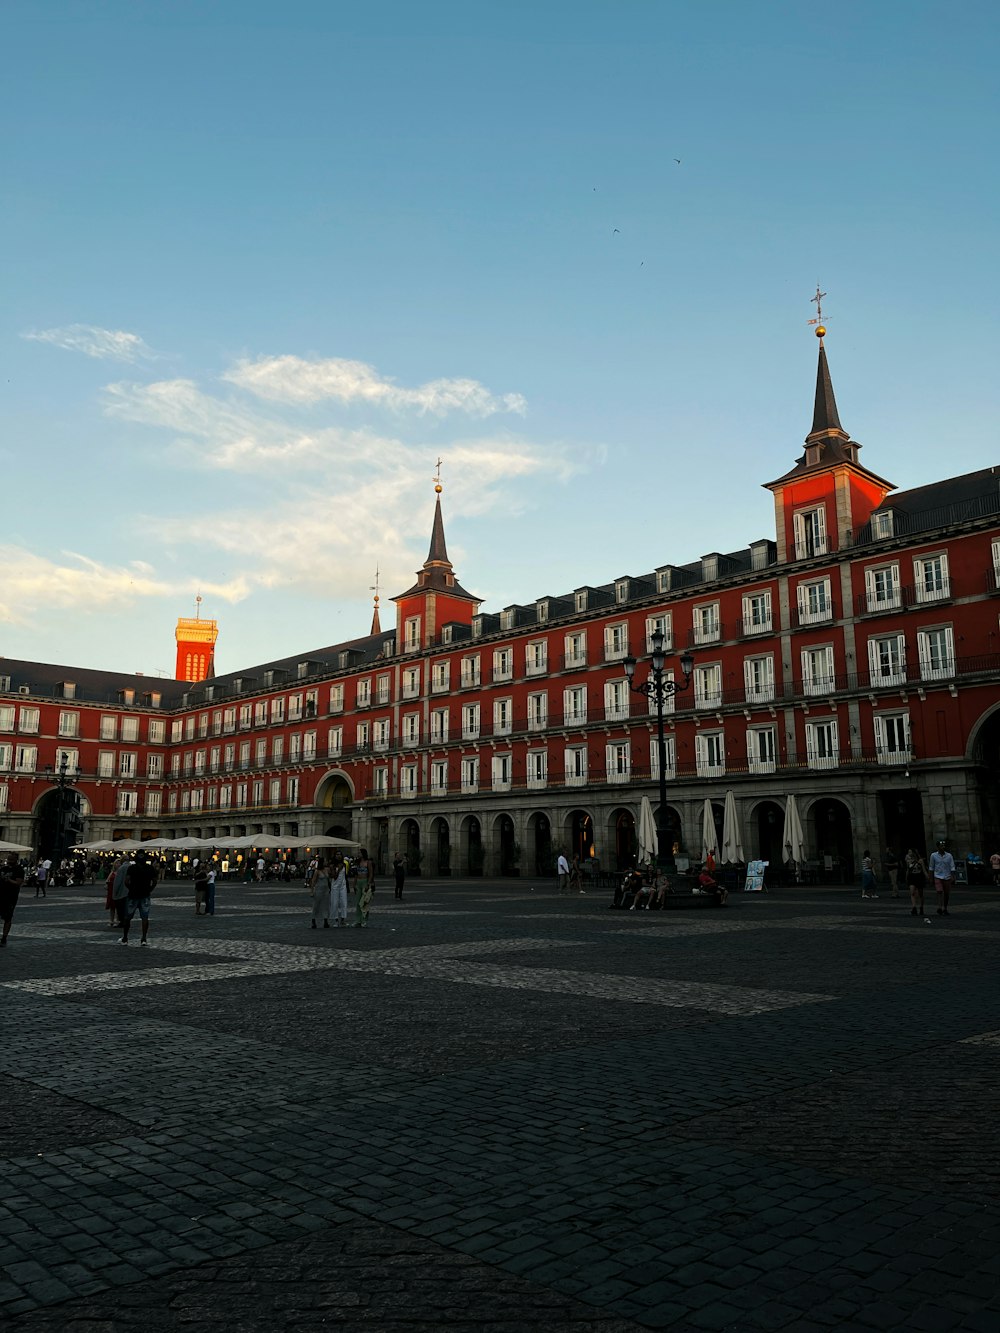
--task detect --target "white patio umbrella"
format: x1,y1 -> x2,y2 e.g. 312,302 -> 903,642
296,834 -> 360,849
0,839 -> 33,854
637,796 -> 658,864
721,790 -> 744,864
701,798 -> 718,866
73,840 -> 113,852
782,794 -> 806,865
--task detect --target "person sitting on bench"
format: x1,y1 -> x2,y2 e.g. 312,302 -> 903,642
695,865 -> 728,906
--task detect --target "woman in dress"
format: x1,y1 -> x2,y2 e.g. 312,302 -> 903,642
310,858 -> 333,929
905,847 -> 929,917
1,854 -> 26,947
352,847 -> 375,928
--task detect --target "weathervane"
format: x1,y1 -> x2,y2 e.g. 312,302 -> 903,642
434,457 -> 444,494
370,566 -> 381,609
807,285 -> 829,339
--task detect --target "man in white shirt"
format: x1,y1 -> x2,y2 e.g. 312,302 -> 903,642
556,852 -> 570,894
928,840 -> 956,916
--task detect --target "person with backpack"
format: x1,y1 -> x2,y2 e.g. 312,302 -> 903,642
121,852 -> 158,946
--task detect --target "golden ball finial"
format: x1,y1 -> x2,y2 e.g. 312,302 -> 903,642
815,325 -> 826,338
434,483 -> 443,493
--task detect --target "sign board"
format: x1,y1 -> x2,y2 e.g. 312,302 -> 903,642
744,859 -> 767,892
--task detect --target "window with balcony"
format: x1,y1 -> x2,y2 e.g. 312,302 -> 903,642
865,563 -> 901,612
462,703 -> 480,739
525,640 -> 547,676
0,705 -> 16,732
148,753 -> 163,779
563,745 -> 587,785
404,616 -> 421,650
356,678 -> 371,707
431,760 -> 448,794
993,540 -> 1000,589
253,701 -> 267,726
239,741 -> 251,768
527,691 -> 548,731
461,757 -> 479,793
797,577 -> 832,625
430,708 -> 449,742
209,746 -> 221,773
693,663 -> 722,709
0,745 -> 10,772
117,790 -> 138,816
328,726 -> 343,757
805,718 -> 839,769
224,742 -> 235,770
373,718 -> 390,751
645,613 -> 672,652
647,670 -> 676,716
695,731 -> 725,777
603,678 -> 629,722
747,726 -> 776,774
604,622 -> 629,661
376,674 -> 391,704
119,752 -> 137,778
329,683 -> 344,713
14,744 -> 37,773
493,648 -> 513,682
493,697 -> 513,736
536,600 -> 549,624
491,753 -> 512,792
743,654 -> 775,703
254,738 -> 267,766
0,783 -> 7,813
741,591 -> 772,635
431,661 -> 450,692
149,719 -> 165,744
403,667 -> 421,698
219,785 -> 232,810
874,711 -> 911,765
868,634 -> 906,686
99,714 -> 117,741
222,707 -> 236,734
269,778 -> 281,805
650,734 -> 676,781
402,713 -> 420,745
96,750 -> 117,778
184,717 -> 195,740
145,790 -> 162,816
372,767 -> 388,796
526,750 -> 548,789
563,685 -> 587,724
356,721 -> 371,751
793,505 -> 828,559
272,736 -> 285,764
288,776 -> 300,805
801,645 -> 836,696
272,697 -> 285,724
917,626 -> 955,681
58,711 -> 79,738
212,710 -> 223,736
460,655 -> 481,688
53,747 -> 78,775
564,632 -> 586,667
605,741 -> 631,783
693,602 -> 721,645
914,553 -> 949,603
871,510 -> 894,539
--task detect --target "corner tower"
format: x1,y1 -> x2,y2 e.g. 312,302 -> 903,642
392,480 -> 480,651
175,598 -> 218,682
764,313 -> 894,561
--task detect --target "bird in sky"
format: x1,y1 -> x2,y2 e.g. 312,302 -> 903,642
674,158 -> 681,164
613,228 -> 620,234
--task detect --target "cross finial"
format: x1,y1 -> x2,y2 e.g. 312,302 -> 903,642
369,566 -> 381,606
433,456 -> 444,495
807,285 -> 829,337
195,593 -> 202,620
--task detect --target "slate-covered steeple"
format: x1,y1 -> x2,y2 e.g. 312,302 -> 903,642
392,479 -> 480,649
809,339 -> 845,440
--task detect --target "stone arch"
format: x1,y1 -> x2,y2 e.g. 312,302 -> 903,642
489,811 -> 518,876
313,770 -> 356,840
429,816 -> 452,875
525,810 -> 553,876
747,798 -> 786,866
607,806 -> 637,871
805,795 -> 855,881
399,818 -> 422,874
458,813 -> 484,876
563,808 -> 596,866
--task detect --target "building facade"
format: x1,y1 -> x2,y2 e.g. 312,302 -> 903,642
2,339 -> 999,877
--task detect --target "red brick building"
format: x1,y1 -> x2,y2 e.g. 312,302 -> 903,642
2,338 -> 999,878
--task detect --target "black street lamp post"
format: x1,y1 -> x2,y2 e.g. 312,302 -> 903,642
44,754 -> 74,866
623,631 -> 694,874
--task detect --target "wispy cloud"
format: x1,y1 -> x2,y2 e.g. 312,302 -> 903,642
22,324 -> 156,363
0,547 -> 247,626
223,354 -> 527,416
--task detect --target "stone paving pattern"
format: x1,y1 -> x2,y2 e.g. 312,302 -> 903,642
2,876 -> 1000,1331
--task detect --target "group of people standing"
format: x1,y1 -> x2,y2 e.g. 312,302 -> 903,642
863,842 -> 962,917
104,852 -> 159,944
305,848 -> 376,929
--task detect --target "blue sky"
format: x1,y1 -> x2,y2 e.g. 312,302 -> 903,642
2,0 -> 997,676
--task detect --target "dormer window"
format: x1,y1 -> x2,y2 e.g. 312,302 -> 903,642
701,555 -> 719,582
297,662 -> 309,679
872,510 -> 894,540
404,616 -> 421,650
536,600 -> 549,623
472,617 -> 483,639
500,609 -> 514,631
58,681 -> 76,699
806,445 -> 822,466
442,625 -> 453,644
615,580 -> 629,604
575,590 -> 588,613
656,569 -> 672,594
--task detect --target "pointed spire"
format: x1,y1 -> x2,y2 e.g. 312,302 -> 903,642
426,489 -> 449,566
810,339 -> 844,437
369,567 -> 382,635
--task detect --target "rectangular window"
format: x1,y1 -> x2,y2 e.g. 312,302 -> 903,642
14,743 -> 36,772
272,736 -> 285,764
183,751 -> 194,775
119,752 -> 137,778
865,563 -> 901,612
805,719 -> 839,769
695,731 -> 725,777
493,698 -> 513,736
372,767 -> 388,796
914,553 -> 949,603
223,707 -> 237,733
527,691 -> 548,731
303,730 -> 316,760
57,711 -> 79,738
525,640 -> 547,676
0,744 -> 11,771
796,578 -> 832,625
224,742 -> 235,770
287,734 -> 300,763
461,757 -> 479,793
405,616 -> 421,650
462,703 -> 480,739
646,669 -> 676,717
170,719 -> 183,743
328,726 -> 343,757
144,790 -> 162,817
149,719 -> 165,744
212,710 -> 223,736
219,785 -> 232,810
564,632 -> 587,668
373,718 -> 390,751
147,753 -> 163,779
209,745 -> 220,772
793,505 -> 827,559
254,738 -> 267,766
239,741 -> 250,768
493,648 -> 513,681
871,510 -> 894,539
270,778 -> 281,805
403,713 -> 420,745
917,626 -> 955,681
273,698 -> 287,725
375,674 -> 391,704
287,694 -> 302,722
526,750 -> 548,789
18,707 -> 39,734
993,539 -> 1000,589
288,776 -> 300,805
491,753 -> 512,791
254,701 -> 267,726
693,663 -> 722,709
743,654 -> 775,703
0,783 -> 7,813
650,734 -> 676,782
645,613 -> 672,652
329,683 -> 344,713
563,685 -> 587,724
98,750 -> 114,777
118,715 -> 138,743
604,678 -> 629,722
170,753 -> 181,777
874,711 -> 911,764
99,715 -> 117,740
356,721 -> 370,750
605,741 -> 630,783
190,788 -> 204,811
693,603 -> 721,645
801,645 -> 836,696
403,666 -> 421,698
53,746 -> 78,775
460,655 -> 481,687
868,634 -> 906,687
356,678 -> 371,707
603,623 -> 629,661
747,726 -> 776,774
184,716 -> 195,740
430,708 -> 449,742
431,661 -> 450,692
236,782 -> 248,808
430,760 -> 448,794
741,591 -> 772,635
168,792 -> 179,812
0,705 -> 15,732
565,745 -> 588,785
117,790 -> 138,815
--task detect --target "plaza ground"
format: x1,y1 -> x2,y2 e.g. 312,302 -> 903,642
2,874 -> 999,1331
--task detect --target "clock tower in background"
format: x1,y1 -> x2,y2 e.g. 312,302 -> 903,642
174,597 -> 218,683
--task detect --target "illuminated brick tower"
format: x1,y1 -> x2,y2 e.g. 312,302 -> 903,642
174,597 -> 218,683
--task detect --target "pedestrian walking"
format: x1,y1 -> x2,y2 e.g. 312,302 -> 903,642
193,864 -> 209,915
884,847 -> 900,897
570,854 -> 585,894
309,858 -> 332,929
34,859 -> 48,898
0,855 -> 25,947
104,858 -> 123,927
352,847 -> 375,927
904,847 -> 929,917
860,850 -> 879,899
205,866 -> 217,915
556,852 -> 570,893
929,840 -> 956,915
990,850 -> 1000,887
110,855 -> 132,927
121,852 -> 158,946
392,853 -> 406,900
330,855 -> 349,926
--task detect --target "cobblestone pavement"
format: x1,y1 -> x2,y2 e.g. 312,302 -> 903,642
2,876 -> 1000,1331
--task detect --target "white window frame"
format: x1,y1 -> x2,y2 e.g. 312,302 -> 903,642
527,691 -> 548,731
564,745 -> 587,786
402,713 -> 420,745
564,632 -> 587,668
461,756 -> 479,793
491,753 -> 512,792
117,790 -> 138,816
874,711 -> 911,765
650,734 -> 676,781
645,613 -> 672,652
865,562 -> 901,613
695,731 -> 725,778
462,703 -> 481,740
563,685 -> 587,724
57,711 -> 79,738
693,663 -> 722,709
525,640 -> 547,676
693,602 -> 721,645
460,655 -> 481,688
431,661 -> 450,693
99,715 -> 117,741
797,578 -> 833,625
914,552 -> 950,603
743,654 -> 775,704
603,678 -> 629,722
801,645 -> 836,697
741,590 -> 772,635
431,708 -> 449,743
526,750 -> 548,789
603,622 -> 629,661
605,741 -> 631,784
493,648 -> 513,682
493,697 -> 513,737
404,616 -> 421,650
793,505 -> 828,559
430,760 -> 448,794
373,718 -> 390,751
403,666 -> 421,699
805,718 -> 839,770
746,726 -> 776,775
868,634 -> 906,687
329,683 -> 344,713
328,726 -> 343,757
917,626 -> 955,681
